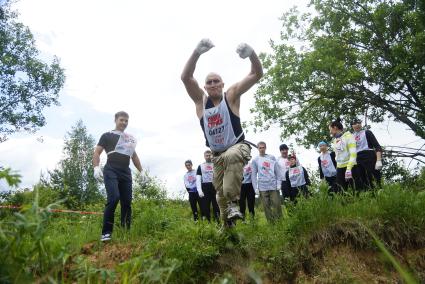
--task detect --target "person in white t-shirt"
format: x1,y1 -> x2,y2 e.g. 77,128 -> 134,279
252,141 -> 282,223
183,160 -> 203,221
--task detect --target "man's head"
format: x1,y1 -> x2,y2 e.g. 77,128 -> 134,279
257,141 -> 267,156
350,118 -> 362,132
184,160 -> 193,171
204,150 -> 212,163
288,155 -> 297,166
318,141 -> 328,153
114,111 -> 129,131
204,72 -> 224,99
279,144 -> 289,158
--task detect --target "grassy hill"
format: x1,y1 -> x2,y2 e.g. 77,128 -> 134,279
1,180 -> 425,283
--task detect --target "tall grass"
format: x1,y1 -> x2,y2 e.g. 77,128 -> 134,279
0,183 -> 424,283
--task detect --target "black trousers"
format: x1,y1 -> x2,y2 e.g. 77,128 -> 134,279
240,183 -> 255,217
102,164 -> 132,235
357,151 -> 379,190
324,176 -> 338,194
188,191 -> 202,221
336,166 -> 361,192
201,183 -> 220,221
281,181 -> 298,202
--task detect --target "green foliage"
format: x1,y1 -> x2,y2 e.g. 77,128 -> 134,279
133,170 -> 167,201
0,167 -> 21,187
117,256 -> 180,284
42,120 -> 103,209
250,0 -> 425,147
0,0 -> 65,142
1,182 -> 425,282
0,189 -> 69,283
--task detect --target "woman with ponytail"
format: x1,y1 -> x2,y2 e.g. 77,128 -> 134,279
329,118 -> 360,192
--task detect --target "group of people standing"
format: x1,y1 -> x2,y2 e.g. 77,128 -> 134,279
183,150 -> 220,222
91,38 -> 383,242
322,118 -> 383,193
183,116 -> 383,224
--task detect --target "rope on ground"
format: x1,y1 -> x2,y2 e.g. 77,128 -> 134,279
0,205 -> 102,215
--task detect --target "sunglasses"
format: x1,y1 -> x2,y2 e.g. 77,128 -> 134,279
206,79 -> 221,85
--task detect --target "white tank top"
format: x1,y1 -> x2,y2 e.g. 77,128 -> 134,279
107,130 -> 137,157
242,163 -> 252,184
354,130 -> 372,152
320,152 -> 337,177
200,162 -> 214,183
288,166 -> 307,187
184,170 -> 197,192
202,96 -> 244,152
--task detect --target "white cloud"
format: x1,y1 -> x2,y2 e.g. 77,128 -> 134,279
3,0 -> 421,196
0,135 -> 63,189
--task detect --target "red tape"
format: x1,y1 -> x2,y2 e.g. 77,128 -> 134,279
0,205 -> 102,215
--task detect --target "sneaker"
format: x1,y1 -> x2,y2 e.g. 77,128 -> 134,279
100,233 -> 111,242
226,202 -> 243,221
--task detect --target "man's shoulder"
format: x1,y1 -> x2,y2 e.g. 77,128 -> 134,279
267,154 -> 277,161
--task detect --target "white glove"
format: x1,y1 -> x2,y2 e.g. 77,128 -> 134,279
94,166 -> 103,182
195,38 -> 214,55
198,190 -> 204,198
345,170 -> 352,180
196,175 -> 204,197
375,160 -> 383,170
236,43 -> 254,59
254,188 -> 259,196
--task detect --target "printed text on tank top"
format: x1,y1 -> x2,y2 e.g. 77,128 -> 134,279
201,93 -> 244,152
320,152 -> 337,177
242,164 -> 252,184
288,166 -> 307,187
354,130 -> 373,152
334,137 -> 346,153
257,156 -> 277,181
184,170 -> 197,192
107,130 -> 137,157
253,155 -> 278,190
200,162 -> 214,183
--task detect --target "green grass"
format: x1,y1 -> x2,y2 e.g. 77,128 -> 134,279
1,183 -> 425,283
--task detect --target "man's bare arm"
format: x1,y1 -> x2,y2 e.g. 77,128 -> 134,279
181,51 -> 204,105
227,43 -> 263,103
93,145 -> 104,167
181,39 -> 215,107
132,151 -> 143,172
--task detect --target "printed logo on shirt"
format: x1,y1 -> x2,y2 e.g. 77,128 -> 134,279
123,133 -> 136,144
262,161 -> 270,170
321,159 -> 329,167
354,133 -> 361,146
260,161 -> 272,176
291,168 -> 301,175
208,114 -> 223,128
187,175 -> 196,183
244,166 -> 252,174
335,138 -> 345,152
205,165 -> 213,171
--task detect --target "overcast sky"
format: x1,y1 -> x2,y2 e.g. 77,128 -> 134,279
0,0 -> 422,196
